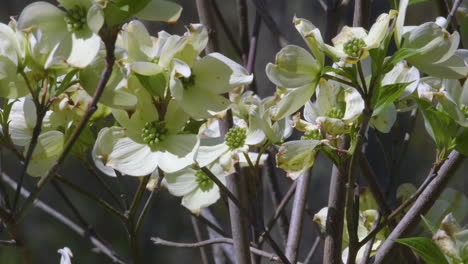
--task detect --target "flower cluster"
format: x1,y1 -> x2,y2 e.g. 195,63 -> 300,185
0,0 -> 466,222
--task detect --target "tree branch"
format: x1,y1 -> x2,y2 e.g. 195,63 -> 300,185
152,237 -> 281,262
373,151 -> 465,263
16,27 -> 119,221
1,173 -> 126,264
285,170 -> 311,263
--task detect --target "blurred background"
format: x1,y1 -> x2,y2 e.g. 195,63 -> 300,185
1,0 -> 467,263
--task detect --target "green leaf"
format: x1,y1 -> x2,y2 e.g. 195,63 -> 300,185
372,82 -> 411,115
396,237 -> 449,264
455,127 -> 468,156
421,215 -> 438,234
54,69 -> 78,96
182,119 -> 205,134
416,98 -> 459,153
383,48 -> 420,73
134,72 -> 167,98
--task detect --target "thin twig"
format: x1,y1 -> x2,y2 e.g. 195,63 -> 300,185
82,158 -> 123,209
285,171 -> 311,263
264,150 -> 290,245
128,175 -> 150,217
152,237 -> 281,262
191,216 -> 213,264
373,151 -> 465,263
55,174 -> 126,221
359,212 -> 381,264
135,170 -> 163,233
16,27 -> 119,221
249,0 -> 288,47
13,79 -> 49,212
303,236 -> 321,264
0,239 -> 16,247
1,173 -> 126,263
51,180 -> 110,248
445,0 -> 462,30
259,179 -> 297,246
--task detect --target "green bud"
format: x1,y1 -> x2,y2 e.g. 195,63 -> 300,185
301,129 -> 322,140
343,38 -> 365,58
225,127 -> 247,150
325,107 -> 345,119
195,170 -> 214,192
65,5 -> 87,32
141,121 -> 168,147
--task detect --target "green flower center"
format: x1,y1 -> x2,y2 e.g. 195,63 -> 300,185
325,107 -> 345,119
181,75 -> 195,88
151,57 -> 160,64
195,170 -> 214,192
141,121 -> 168,148
461,104 -> 468,117
301,129 -> 322,140
343,38 -> 365,58
225,127 -> 247,150
64,5 -> 87,32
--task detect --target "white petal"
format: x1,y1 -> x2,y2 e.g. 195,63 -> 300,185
181,186 -> 220,214
98,127 -> 159,176
26,131 -> 64,177
195,138 -> 229,167
276,140 -> 321,179
193,53 -> 253,94
134,0 -> 182,23
272,83 -> 317,120
130,62 -> 163,75
67,32 -> 101,68
164,167 -> 198,196
370,103 -> 397,133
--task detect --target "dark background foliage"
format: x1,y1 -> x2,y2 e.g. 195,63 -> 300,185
0,0 -> 467,263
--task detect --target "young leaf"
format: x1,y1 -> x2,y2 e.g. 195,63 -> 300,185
383,48 -> 420,73
421,215 -> 438,234
455,127 -> 468,156
415,98 -> 459,154
372,82 -> 411,115
396,237 -> 449,264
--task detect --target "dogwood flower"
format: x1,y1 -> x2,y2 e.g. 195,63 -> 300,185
327,10 -> 397,63
164,162 -> 225,214
17,0 -> 104,69
301,79 -> 364,136
92,82 -> 198,176
6,98 -> 64,177
433,213 -> 468,262
395,0 -> 468,79
0,22 -> 29,98
417,77 -> 468,127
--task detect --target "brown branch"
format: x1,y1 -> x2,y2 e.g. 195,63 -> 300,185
152,237 -> 281,262
0,240 -> 16,247
373,151 -> 465,263
191,216 -> 214,264
323,161 -> 347,264
285,171 -> 311,263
